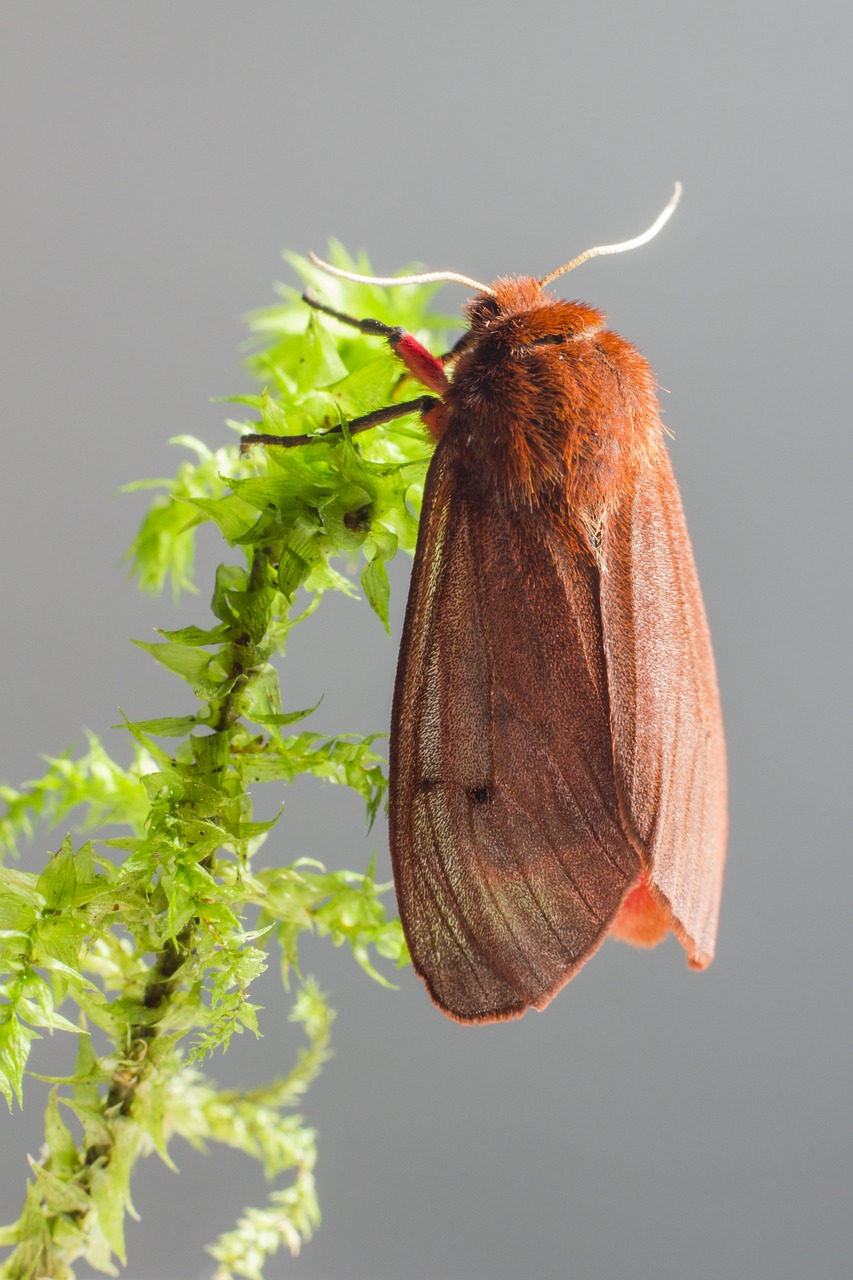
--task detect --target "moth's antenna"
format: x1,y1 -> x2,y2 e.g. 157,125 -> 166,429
539,182 -> 682,287
307,251 -> 497,298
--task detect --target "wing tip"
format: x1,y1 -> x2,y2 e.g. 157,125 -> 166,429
417,916 -> 614,1024
423,979 -> 528,1025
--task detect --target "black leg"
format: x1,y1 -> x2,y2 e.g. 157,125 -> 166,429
303,291 -> 404,343
240,395 -> 438,452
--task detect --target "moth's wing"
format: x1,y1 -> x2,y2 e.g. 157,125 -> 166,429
389,442 -> 640,1023
600,449 -> 727,967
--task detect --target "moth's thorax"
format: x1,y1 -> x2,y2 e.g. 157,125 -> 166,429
444,277 -> 663,508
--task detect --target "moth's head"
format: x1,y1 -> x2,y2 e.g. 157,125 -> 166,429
465,279 -> 604,348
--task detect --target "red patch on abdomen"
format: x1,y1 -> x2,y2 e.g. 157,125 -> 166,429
610,872 -> 671,949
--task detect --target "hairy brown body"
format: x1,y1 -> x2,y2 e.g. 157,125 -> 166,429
389,279 -> 726,1022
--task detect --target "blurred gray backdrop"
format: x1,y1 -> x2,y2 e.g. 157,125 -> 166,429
2,3 -> 851,1278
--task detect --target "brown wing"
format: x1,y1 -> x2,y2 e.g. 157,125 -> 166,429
600,449 -> 727,967
389,441 -> 640,1022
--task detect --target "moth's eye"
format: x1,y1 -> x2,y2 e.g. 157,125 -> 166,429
470,295 -> 500,322
468,785 -> 493,805
530,333 -> 567,346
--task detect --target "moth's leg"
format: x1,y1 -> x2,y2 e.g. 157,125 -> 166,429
240,395 -> 441,452
303,291 -> 449,396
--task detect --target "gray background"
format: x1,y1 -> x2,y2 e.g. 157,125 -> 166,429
2,3 -> 850,1278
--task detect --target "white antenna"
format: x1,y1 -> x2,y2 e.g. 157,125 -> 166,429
307,251 -> 496,298
539,182 -> 682,287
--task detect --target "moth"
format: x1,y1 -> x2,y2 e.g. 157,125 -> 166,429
243,185 -> 727,1022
